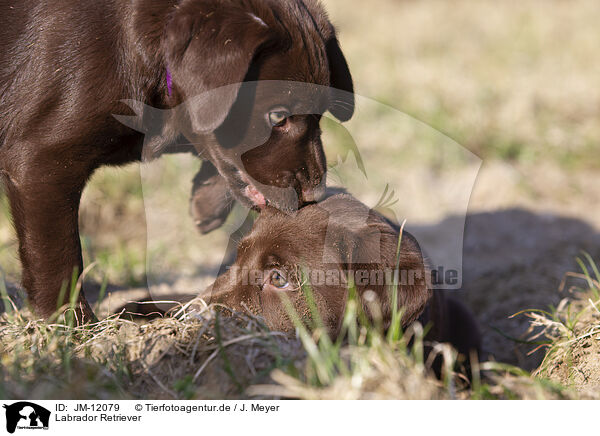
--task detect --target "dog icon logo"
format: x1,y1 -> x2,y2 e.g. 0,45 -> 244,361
2,402 -> 50,433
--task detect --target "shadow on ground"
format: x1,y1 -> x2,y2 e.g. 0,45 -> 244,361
416,208 -> 600,371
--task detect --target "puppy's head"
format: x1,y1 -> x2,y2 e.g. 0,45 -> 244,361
164,0 -> 354,211
207,194 -> 431,336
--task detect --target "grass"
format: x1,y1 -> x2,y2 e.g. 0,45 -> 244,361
3,245 -> 593,401
2,271 -> 591,400
0,291 -> 299,399
253,266 -> 589,400
523,255 -> 600,394
259,275 -> 458,400
324,0 -> 600,169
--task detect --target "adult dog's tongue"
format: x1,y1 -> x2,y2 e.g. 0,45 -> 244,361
245,184 -> 266,208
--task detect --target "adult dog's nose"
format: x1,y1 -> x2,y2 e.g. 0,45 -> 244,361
301,181 -> 326,203
295,161 -> 326,204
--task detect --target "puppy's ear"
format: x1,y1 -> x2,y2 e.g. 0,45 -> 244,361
389,230 -> 432,327
164,2 -> 271,132
338,213 -> 431,328
326,37 -> 355,122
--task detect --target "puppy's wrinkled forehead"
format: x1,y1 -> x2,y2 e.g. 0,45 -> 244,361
239,194 -> 377,266
239,206 -> 329,262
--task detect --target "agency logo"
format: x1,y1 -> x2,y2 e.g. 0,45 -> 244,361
2,402 -> 50,434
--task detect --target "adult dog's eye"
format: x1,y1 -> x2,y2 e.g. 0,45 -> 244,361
267,109 -> 290,127
267,269 -> 289,289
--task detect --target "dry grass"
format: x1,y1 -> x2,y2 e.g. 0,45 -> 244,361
0,297 -> 303,399
528,258 -> 600,396
1,285 -> 590,400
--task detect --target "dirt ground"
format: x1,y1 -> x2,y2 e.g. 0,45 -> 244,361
531,293 -> 600,395
459,162 -> 600,370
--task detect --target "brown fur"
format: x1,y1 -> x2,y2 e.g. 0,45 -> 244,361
190,162 -> 233,234
205,194 -> 482,362
0,0 -> 354,322
126,193 -> 482,371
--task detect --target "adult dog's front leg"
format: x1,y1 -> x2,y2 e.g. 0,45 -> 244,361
3,156 -> 95,324
190,161 -> 234,234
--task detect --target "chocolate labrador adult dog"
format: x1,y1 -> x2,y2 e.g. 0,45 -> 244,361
206,194 -> 482,362
0,0 -> 354,322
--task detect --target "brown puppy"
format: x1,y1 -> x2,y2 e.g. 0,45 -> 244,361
206,193 -> 481,362
0,0 -> 354,322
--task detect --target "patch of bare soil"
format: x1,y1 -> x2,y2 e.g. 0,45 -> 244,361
532,295 -> 600,396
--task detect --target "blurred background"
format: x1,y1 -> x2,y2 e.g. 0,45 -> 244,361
1,0 -> 599,370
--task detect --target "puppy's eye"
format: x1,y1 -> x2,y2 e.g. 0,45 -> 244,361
267,269 -> 289,289
267,109 -> 290,127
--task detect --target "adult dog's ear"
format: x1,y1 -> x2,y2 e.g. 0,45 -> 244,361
326,37 -> 355,122
164,2 -> 271,133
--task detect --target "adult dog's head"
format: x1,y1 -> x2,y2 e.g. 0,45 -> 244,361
163,0 -> 354,211
206,194 -> 431,336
